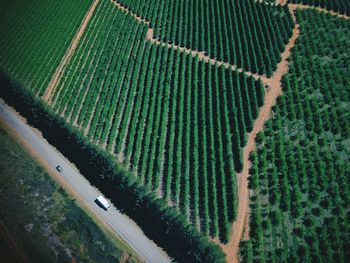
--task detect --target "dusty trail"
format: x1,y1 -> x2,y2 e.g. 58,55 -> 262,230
147,31 -> 262,81
222,14 -> 300,262
112,1 -> 262,81
112,1 -> 149,25
42,0 -> 101,102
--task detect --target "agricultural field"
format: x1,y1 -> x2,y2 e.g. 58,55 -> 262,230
240,9 -> 350,262
0,0 -> 350,262
115,0 -> 294,76
50,0 -> 266,242
0,0 -> 93,95
288,0 -> 350,15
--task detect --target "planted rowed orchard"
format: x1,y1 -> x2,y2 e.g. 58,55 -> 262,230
49,0 -> 268,242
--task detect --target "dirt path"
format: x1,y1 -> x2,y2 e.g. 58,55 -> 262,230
113,1 -> 263,81
42,0 -> 101,102
221,6 -> 300,263
112,1 -> 149,25
148,36 -> 262,81
221,3 -> 349,263
275,0 -> 287,5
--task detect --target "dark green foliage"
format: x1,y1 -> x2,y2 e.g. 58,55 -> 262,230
240,10 -> 350,263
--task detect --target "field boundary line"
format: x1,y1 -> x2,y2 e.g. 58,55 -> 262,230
223,3 -> 349,262
42,0 -> 101,102
219,2 -> 350,262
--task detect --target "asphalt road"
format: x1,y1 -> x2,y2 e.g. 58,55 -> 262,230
0,98 -> 171,263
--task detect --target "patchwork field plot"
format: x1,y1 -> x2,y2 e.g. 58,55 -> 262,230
115,0 -> 294,76
0,0 -> 93,96
240,9 -> 350,262
49,0 -> 266,242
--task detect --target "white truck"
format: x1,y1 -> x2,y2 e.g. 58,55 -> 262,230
96,195 -> 110,210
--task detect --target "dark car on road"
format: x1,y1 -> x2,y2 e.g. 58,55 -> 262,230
56,166 -> 63,172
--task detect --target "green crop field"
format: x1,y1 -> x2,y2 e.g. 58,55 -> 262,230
240,9 -> 350,263
0,0 -> 349,261
0,0 -> 93,95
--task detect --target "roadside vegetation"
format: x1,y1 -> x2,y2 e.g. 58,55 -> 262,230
240,9 -> 350,262
0,123 -> 141,263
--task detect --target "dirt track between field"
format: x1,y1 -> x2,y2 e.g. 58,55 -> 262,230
222,8 -> 300,262
42,0 -> 101,102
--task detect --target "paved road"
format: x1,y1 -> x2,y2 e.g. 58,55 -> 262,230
0,98 -> 171,263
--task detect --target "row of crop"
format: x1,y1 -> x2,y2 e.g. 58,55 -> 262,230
53,4 -> 117,122
114,42 -> 265,242
0,0 -> 93,95
115,0 -> 294,76
288,0 -> 350,15
51,0 -> 109,114
240,9 -> 350,262
51,0 -> 148,145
